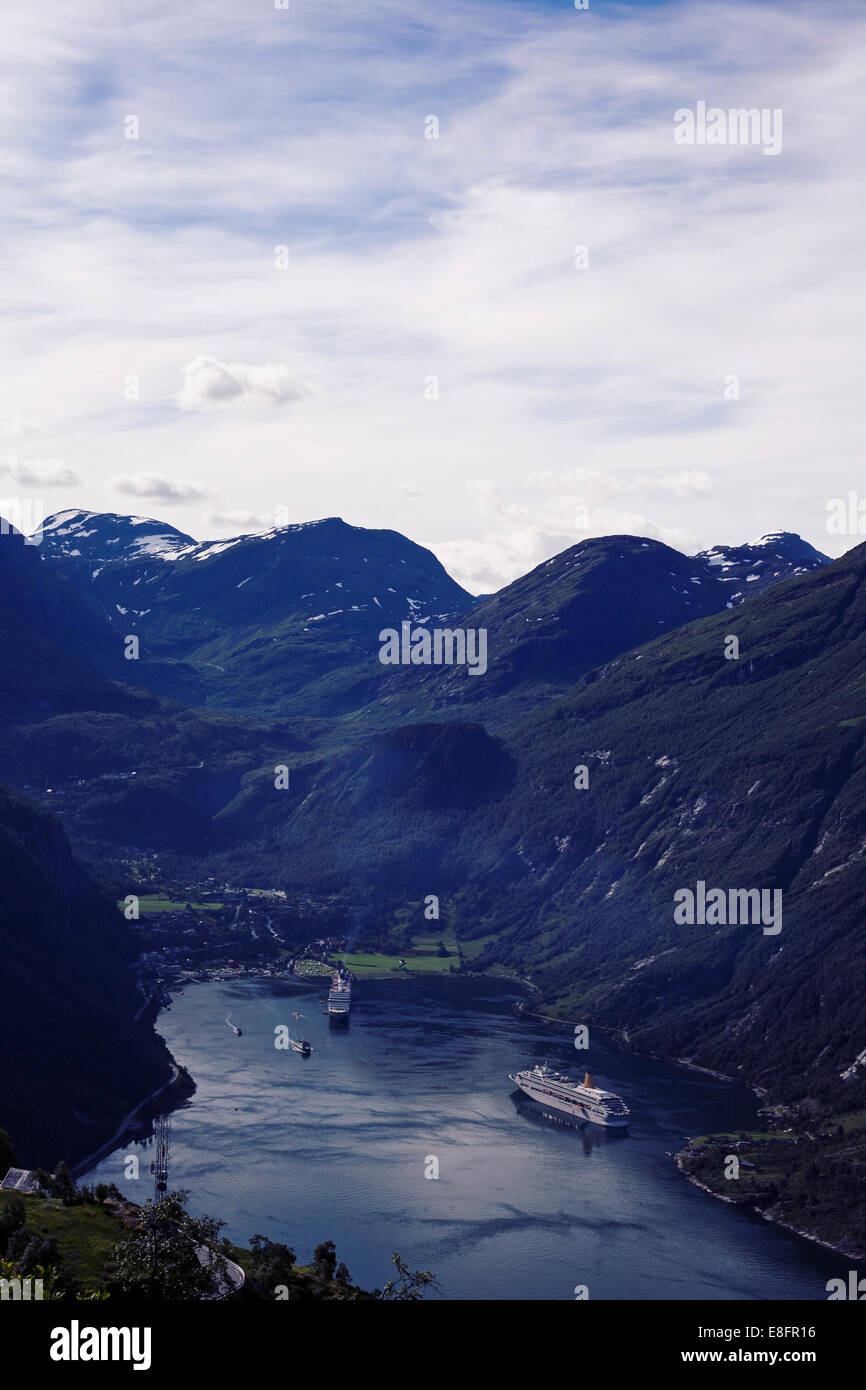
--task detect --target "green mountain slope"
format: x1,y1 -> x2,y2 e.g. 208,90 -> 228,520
255,544 -> 866,1106
41,513 -> 474,721
0,522 -> 289,862
365,534 -> 737,732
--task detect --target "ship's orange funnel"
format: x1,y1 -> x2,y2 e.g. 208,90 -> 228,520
584,1072 -> 595,1088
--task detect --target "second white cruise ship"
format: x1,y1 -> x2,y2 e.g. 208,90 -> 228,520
509,1064 -> 630,1128
327,969 -> 351,1020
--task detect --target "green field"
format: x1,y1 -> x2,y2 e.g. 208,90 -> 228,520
2,1193 -> 127,1289
333,930 -> 498,978
116,896 -> 224,915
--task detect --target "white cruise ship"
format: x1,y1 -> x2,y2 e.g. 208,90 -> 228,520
509,1064 -> 630,1128
327,970 -> 351,1020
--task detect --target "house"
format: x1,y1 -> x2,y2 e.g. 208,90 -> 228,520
0,1168 -> 43,1194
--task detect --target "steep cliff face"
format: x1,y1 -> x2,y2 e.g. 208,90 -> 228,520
251,544 -> 866,1105
0,782 -> 172,1165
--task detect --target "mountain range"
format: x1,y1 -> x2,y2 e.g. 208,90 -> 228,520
371,530 -> 831,730
2,504 -> 860,1163
5,515 -> 833,864
35,511 -> 830,730
40,510 -> 474,719
262,540 -> 866,1105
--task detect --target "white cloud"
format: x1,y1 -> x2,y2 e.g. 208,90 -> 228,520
643,471 -> 714,498
435,511 -> 697,595
0,0 -> 863,579
176,356 -> 312,411
204,507 -> 270,531
525,468 -> 714,501
111,473 -> 215,503
0,456 -> 81,485
433,478 -> 697,591
0,414 -> 40,438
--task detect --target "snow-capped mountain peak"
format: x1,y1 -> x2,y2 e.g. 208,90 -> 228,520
697,532 -> 830,603
41,510 -> 196,563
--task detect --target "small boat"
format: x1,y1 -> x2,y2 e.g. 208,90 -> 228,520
225,1016 -> 242,1036
288,1035 -> 312,1056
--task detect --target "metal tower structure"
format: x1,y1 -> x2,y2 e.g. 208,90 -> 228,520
152,1114 -> 171,1203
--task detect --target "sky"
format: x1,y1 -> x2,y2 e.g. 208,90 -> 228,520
1,0 -> 864,593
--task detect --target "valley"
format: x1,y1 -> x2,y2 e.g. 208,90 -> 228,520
2,507 -> 865,1279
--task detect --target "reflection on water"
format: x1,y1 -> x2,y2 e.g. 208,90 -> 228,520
86,975 -> 848,1301
510,1093 -> 630,1153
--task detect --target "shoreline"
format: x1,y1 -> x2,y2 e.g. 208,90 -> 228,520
71,1064 -> 187,1178
675,1151 -> 862,1264
511,997 -> 857,1264
77,969 -> 858,1266
514,1005 -> 767,1099
70,966 -> 516,1178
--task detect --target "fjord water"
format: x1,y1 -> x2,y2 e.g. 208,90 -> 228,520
87,977 -> 845,1300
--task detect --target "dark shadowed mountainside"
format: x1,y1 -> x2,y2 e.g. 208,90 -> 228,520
0,781 -> 172,1163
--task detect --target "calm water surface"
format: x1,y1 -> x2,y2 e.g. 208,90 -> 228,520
87,976 -> 847,1300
